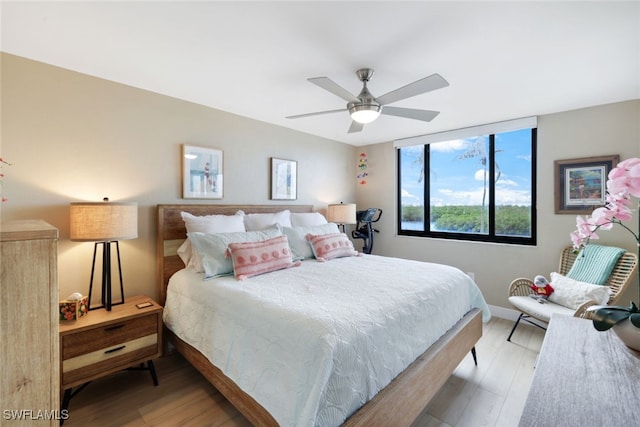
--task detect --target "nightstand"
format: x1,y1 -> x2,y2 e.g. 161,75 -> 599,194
59,295 -> 162,414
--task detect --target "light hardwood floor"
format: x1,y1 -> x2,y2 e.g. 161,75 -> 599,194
62,317 -> 544,427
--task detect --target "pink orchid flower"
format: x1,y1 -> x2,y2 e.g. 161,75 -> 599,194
590,207 -> 615,229
570,231 -> 584,248
571,157 -> 640,250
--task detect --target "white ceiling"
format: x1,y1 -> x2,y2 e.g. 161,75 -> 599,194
2,1 -> 639,146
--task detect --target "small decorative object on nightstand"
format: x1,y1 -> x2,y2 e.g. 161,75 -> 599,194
59,295 -> 162,416
59,293 -> 89,321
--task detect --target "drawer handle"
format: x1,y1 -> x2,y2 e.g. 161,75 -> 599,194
104,324 -> 125,332
104,345 -> 125,354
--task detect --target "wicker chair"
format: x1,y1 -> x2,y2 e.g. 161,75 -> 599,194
507,246 -> 638,342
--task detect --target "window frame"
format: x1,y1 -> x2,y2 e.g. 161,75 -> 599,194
396,127 -> 537,246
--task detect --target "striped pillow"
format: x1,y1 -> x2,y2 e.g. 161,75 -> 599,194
567,245 -> 625,285
306,233 -> 358,262
226,235 -> 298,280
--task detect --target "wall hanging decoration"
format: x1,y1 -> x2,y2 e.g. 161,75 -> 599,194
182,144 -> 224,199
554,155 -> 619,214
270,157 -> 297,200
1,156 -> 11,202
357,152 -> 368,184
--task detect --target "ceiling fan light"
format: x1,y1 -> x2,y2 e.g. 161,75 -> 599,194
349,104 -> 381,124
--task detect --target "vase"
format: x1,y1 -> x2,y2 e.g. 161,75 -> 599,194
612,318 -> 640,352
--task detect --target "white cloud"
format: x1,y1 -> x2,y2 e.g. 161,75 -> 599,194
437,186 -> 531,206
474,169 -> 487,181
401,188 -> 417,199
495,189 -> 531,205
401,189 -> 425,207
437,187 -> 483,205
497,178 -> 518,187
429,139 -> 468,153
475,169 -> 517,184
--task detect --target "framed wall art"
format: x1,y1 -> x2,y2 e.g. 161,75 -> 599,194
554,155 -> 619,214
270,157 -> 297,200
182,144 -> 223,199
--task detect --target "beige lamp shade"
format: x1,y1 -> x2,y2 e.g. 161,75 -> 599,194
327,203 -> 357,225
70,201 -> 138,241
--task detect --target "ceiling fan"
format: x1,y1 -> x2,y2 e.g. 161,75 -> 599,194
286,68 -> 449,133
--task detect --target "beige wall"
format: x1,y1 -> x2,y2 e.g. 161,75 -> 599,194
356,100 -> 640,311
1,53 -> 356,302
2,52 -> 638,315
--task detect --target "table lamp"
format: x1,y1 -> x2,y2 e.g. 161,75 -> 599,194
70,198 -> 138,311
327,202 -> 356,233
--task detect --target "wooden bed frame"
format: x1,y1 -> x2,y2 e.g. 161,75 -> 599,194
157,204 -> 482,427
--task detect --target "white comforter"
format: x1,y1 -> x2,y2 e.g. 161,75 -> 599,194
163,254 -> 490,427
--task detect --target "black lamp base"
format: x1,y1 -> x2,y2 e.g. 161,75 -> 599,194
88,241 -> 125,311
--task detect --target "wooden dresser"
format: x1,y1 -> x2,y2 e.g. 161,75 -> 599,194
1,220 -> 59,425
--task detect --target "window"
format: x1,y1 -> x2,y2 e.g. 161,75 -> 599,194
396,118 -> 537,245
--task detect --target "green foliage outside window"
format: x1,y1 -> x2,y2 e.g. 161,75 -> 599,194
402,205 -> 531,236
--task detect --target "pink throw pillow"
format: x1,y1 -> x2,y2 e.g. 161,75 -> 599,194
306,233 -> 358,262
226,235 -> 299,280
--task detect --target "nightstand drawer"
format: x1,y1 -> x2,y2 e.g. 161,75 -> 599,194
62,334 -> 158,386
63,334 -> 157,372
62,314 -> 158,360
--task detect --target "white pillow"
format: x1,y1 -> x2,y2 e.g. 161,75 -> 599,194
178,212 -> 246,270
181,211 -> 246,233
177,240 -> 201,271
290,212 -> 327,227
280,223 -> 340,260
548,272 -> 611,310
241,210 -> 292,231
188,228 -> 282,279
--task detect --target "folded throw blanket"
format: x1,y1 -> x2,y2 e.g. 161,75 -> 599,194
567,244 -> 625,285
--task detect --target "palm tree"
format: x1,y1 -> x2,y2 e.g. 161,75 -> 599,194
414,139 -> 501,233
457,137 -> 503,233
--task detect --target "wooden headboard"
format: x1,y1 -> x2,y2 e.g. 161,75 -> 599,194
157,204 -> 314,305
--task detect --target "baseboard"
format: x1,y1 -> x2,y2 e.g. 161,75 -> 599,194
487,304 -> 521,321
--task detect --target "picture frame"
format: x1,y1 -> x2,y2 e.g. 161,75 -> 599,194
182,144 -> 223,199
270,157 -> 297,200
554,155 -> 619,214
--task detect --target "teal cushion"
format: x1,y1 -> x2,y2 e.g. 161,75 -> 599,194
567,245 -> 625,285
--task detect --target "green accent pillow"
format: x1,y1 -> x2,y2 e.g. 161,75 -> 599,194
567,244 -> 625,285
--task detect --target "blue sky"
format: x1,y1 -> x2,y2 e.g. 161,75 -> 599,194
400,129 -> 533,207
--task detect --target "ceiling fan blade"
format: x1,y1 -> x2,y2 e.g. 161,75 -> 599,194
376,73 -> 449,106
286,108 -> 346,119
348,121 -> 364,133
381,106 -> 440,122
308,77 -> 360,103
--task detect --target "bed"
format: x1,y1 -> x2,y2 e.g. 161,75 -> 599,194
157,204 -> 490,426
